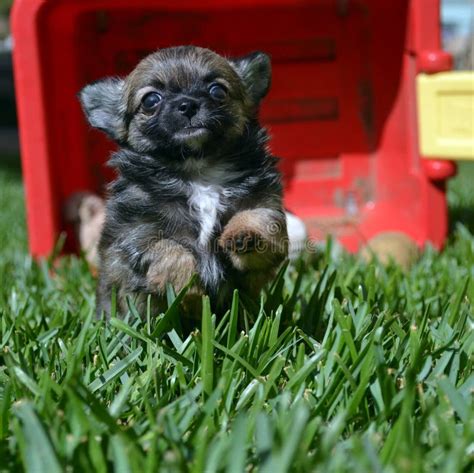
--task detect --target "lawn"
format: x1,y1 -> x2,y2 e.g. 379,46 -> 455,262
0,156 -> 473,472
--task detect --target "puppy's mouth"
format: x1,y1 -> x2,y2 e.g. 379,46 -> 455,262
173,126 -> 211,149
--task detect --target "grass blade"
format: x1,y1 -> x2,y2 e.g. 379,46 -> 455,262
88,347 -> 143,393
201,296 -> 214,399
14,401 -> 62,473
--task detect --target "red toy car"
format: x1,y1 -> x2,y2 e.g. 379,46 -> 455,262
12,0 -> 459,256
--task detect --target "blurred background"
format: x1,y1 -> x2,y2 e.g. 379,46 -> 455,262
0,0 -> 472,254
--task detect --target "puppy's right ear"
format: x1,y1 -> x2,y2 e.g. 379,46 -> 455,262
78,78 -> 126,143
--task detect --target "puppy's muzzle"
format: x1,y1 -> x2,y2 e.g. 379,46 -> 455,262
175,97 -> 200,119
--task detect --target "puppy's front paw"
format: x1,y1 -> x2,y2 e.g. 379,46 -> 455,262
219,209 -> 288,272
146,240 -> 197,294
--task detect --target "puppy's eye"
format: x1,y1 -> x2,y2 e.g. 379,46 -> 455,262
141,92 -> 162,112
209,83 -> 227,100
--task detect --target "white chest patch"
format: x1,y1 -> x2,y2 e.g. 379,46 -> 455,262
189,183 -> 223,247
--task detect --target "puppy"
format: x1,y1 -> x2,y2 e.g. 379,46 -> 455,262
79,46 -> 288,317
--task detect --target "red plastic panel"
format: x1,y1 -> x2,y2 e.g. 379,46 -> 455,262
11,0 -> 455,256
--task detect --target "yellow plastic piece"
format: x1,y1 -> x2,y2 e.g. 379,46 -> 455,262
417,71 -> 474,160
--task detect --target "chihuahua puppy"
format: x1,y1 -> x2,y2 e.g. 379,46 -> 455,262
79,46 -> 288,317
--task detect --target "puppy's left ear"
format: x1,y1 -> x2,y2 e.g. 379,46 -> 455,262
230,51 -> 271,104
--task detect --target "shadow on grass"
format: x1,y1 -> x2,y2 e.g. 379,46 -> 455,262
0,152 -> 22,180
0,152 -> 26,252
447,161 -> 474,234
449,207 -> 474,234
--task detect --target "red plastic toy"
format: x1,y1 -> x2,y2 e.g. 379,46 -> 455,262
11,0 -> 457,256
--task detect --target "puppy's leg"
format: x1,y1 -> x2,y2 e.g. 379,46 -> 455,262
147,240 -> 203,320
98,238 -> 199,318
145,239 -> 198,294
219,209 -> 288,293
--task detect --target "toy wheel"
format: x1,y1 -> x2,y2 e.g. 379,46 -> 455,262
360,232 -> 420,271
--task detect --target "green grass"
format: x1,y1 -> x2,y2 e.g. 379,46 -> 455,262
0,157 -> 473,472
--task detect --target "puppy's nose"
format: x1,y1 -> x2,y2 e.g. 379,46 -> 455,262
177,99 -> 199,119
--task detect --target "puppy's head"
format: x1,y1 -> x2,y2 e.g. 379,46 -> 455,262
79,46 -> 271,156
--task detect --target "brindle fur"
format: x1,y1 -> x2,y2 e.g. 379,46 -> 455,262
79,46 -> 288,317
